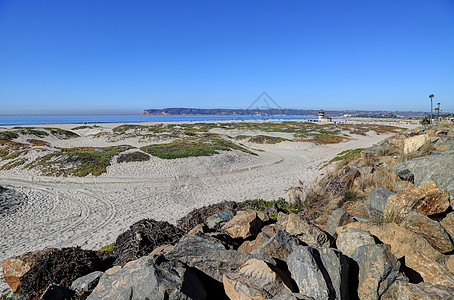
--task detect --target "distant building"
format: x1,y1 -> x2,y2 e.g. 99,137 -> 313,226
318,109 -> 332,122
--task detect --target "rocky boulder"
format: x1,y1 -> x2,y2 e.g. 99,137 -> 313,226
87,255 -> 207,300
223,258 -> 293,299
165,233 -> 274,283
403,134 -> 430,155
270,294 -> 315,300
325,208 -> 353,238
287,246 -> 349,300
364,187 -> 395,218
285,213 -> 331,248
70,271 -> 104,293
336,228 -> 375,257
251,230 -> 302,261
384,181 -> 450,223
383,281 -> 454,300
206,209 -> 234,229
440,212 -> 454,239
1,249 -> 55,292
350,244 -> 407,300
221,211 -> 262,239
393,150 -> 454,198
401,212 -> 454,253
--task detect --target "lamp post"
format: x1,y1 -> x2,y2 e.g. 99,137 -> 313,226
429,94 -> 434,124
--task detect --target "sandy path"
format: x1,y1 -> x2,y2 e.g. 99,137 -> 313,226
0,130 -> 395,293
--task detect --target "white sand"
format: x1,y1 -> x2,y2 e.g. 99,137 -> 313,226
0,120 -> 417,293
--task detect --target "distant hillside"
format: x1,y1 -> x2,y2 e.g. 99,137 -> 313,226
141,108 -> 426,118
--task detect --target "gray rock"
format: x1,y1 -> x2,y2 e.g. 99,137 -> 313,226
393,151 -> 454,199
396,169 -> 414,183
401,212 -> 454,253
325,208 -> 353,238
88,255 -> 206,300
364,187 -> 395,218
350,244 -> 407,300
165,232 -> 274,282
206,209 -> 234,229
382,280 -> 454,300
270,293 -> 315,300
336,228 -> 375,257
287,246 -> 349,300
251,230 -> 302,261
286,213 -> 331,248
71,271 -> 104,293
39,284 -> 74,300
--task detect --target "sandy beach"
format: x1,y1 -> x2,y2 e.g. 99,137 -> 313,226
0,120 -> 418,292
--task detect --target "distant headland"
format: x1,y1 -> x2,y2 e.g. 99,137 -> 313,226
141,107 -> 426,118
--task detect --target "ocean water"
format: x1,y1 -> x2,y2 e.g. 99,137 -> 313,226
0,115 -> 316,126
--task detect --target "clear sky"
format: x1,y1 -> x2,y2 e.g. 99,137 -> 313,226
0,0 -> 453,115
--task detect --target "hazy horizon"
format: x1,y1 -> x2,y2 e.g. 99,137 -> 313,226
1,1 -> 453,114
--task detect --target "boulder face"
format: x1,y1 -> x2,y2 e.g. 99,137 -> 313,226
383,280 -> 454,300
337,222 -> 454,286
251,230 -> 302,261
287,246 -> 349,300
221,211 -> 262,239
165,233 -> 272,283
1,249 -> 55,292
70,271 -> 104,293
336,228 -> 375,257
285,213 -> 331,248
325,208 -> 353,238
440,212 -> 454,239
384,181 -> 450,223
403,134 -> 429,155
364,187 -> 395,218
206,209 -> 234,229
401,212 -> 454,253
350,244 -> 407,300
393,150 -> 454,198
222,258 -> 292,299
87,255 -> 207,300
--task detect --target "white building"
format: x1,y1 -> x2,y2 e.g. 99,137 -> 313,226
318,109 -> 332,122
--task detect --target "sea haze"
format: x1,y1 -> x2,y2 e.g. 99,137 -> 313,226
0,115 -> 316,126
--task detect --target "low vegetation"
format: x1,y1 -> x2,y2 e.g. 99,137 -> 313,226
26,145 -> 133,176
140,137 -> 256,159
117,151 -> 150,163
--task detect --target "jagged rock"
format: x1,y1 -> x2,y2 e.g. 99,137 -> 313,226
384,181 -> 450,223
39,284 -> 74,300
252,230 -> 302,261
165,233 -> 273,283
383,281 -> 454,300
403,134 -> 430,154
393,151 -> 454,198
255,211 -> 270,222
350,244 -> 407,300
336,228 -> 375,257
87,255 -> 207,300
401,212 -> 454,253
270,294 -> 315,300
206,209 -> 234,229
1,249 -> 55,292
221,211 -> 262,239
112,218 -> 185,266
223,258 -> 293,299
337,222 -> 454,286
325,208 -> 353,238
71,271 -> 104,293
364,187 -> 395,218
440,212 -> 454,238
287,246 -> 349,300
241,231 -> 274,253
446,256 -> 454,274
285,213 -> 330,248
277,212 -> 289,227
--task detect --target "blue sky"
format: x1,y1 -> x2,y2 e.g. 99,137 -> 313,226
0,0 -> 453,114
